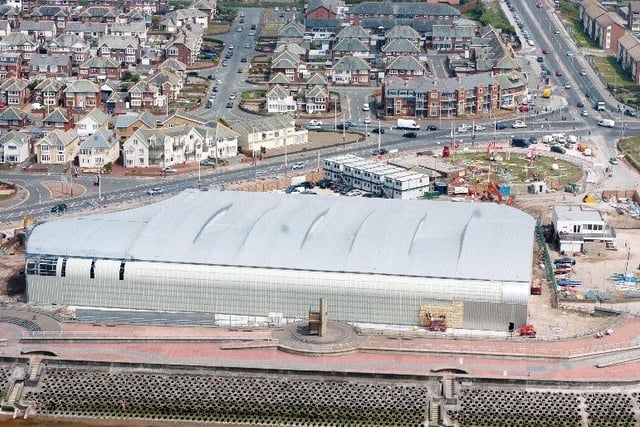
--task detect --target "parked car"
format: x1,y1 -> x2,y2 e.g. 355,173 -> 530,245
363,117 -> 371,124
609,157 -> 619,165
50,203 -> 68,214
495,123 -> 507,130
550,146 -> 566,154
519,105 -> 530,112
291,161 -> 306,170
542,48 -> 549,54
161,167 -> 177,173
563,83 -> 571,89
555,257 -> 576,266
316,178 -> 332,189
577,101 -> 584,108
308,119 -> 322,126
402,131 -> 417,138
371,148 -> 389,155
226,102 -> 233,108
625,109 -> 638,117
147,188 -> 163,196
371,127 -> 384,134
200,159 -> 216,167
555,70 -> 563,76
580,110 -> 589,117
240,57 -> 247,63
222,60 -> 228,67
362,104 -> 370,112
426,125 -> 439,131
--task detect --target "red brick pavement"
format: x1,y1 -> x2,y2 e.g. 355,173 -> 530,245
5,315 -> 640,382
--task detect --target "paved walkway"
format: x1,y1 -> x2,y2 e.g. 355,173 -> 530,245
3,309 -> 640,383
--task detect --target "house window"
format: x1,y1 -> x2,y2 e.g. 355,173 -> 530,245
138,157 -> 145,164
57,154 -> 65,162
101,46 -> 109,53
40,144 -> 50,151
41,154 -> 50,162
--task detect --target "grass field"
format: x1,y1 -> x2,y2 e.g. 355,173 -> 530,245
618,136 -> 640,171
451,151 -> 583,189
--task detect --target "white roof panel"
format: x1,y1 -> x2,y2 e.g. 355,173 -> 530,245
27,190 -> 536,282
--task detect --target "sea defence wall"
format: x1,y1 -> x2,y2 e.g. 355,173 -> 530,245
0,358 -> 639,426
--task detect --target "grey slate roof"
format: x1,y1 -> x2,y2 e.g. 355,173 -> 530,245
336,25 -> 370,39
64,79 -> 99,94
386,55 -> 425,72
35,78 -> 64,92
98,35 -> 139,49
231,114 -> 295,134
305,19 -> 343,30
307,0 -> 339,14
43,108 -> 70,124
350,2 -> 460,17
30,54 -> 71,67
333,38 -> 369,53
0,107 -> 27,121
333,55 -> 371,71
385,24 -> 420,40
269,73 -> 291,85
80,128 -> 115,149
0,130 -> 29,147
26,190 -> 535,283
80,56 -> 120,69
80,108 -> 109,126
381,38 -> 419,54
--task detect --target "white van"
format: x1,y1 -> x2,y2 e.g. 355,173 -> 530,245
527,39 -> 535,47
567,135 -> 578,144
542,135 -> 554,144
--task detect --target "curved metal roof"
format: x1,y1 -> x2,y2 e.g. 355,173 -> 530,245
27,190 -> 536,282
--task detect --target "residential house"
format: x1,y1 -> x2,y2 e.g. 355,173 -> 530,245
76,107 -> 109,140
579,0 -> 625,53
42,107 -> 74,131
232,114 -> 308,152
78,127 -> 118,171
97,35 -> 140,65
332,38 -> 370,62
385,25 -> 420,49
158,58 -> 187,81
0,77 -> 29,107
303,85 -> 329,113
47,33 -> 90,64
63,79 -> 100,112
164,26 -> 203,65
266,85 -> 296,113
201,122 -> 238,160
331,55 -> 371,85
0,33 -> 38,61
114,110 -> 157,142
617,32 -> 640,84
122,0 -> 168,14
552,205 -> 616,253
30,6 -> 69,30
277,20 -> 305,44
19,20 -> 57,42
108,21 -> 147,41
0,107 -> 29,131
191,0 -> 217,20
382,73 -> 523,118
128,80 -> 159,110
28,54 -> 73,79
270,50 -> 303,82
0,130 -> 30,163
306,0 -> 340,19
471,29 -> 519,75
34,129 -> 79,164
122,125 -> 205,167
79,56 -> 121,81
385,55 -> 426,79
161,8 -> 208,31
34,78 -> 64,109
0,52 -> 22,79
77,6 -> 117,23
629,1 -> 640,34
64,22 -> 108,42
347,2 -> 460,26
380,39 -> 420,63
147,69 -> 183,101
431,18 -> 475,51
0,6 -> 19,26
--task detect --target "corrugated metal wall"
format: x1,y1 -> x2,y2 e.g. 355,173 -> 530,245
26,257 -> 529,330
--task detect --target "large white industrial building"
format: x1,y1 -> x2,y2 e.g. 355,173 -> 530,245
25,190 -> 536,331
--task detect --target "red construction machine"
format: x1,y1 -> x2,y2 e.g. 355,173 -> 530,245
517,324 -> 537,338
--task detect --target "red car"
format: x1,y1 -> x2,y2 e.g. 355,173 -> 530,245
519,105 -> 530,112
542,48 -> 549,54
555,70 -> 563,76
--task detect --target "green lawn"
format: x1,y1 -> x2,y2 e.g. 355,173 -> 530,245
205,23 -> 232,35
618,136 -> 640,171
563,18 -> 600,49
